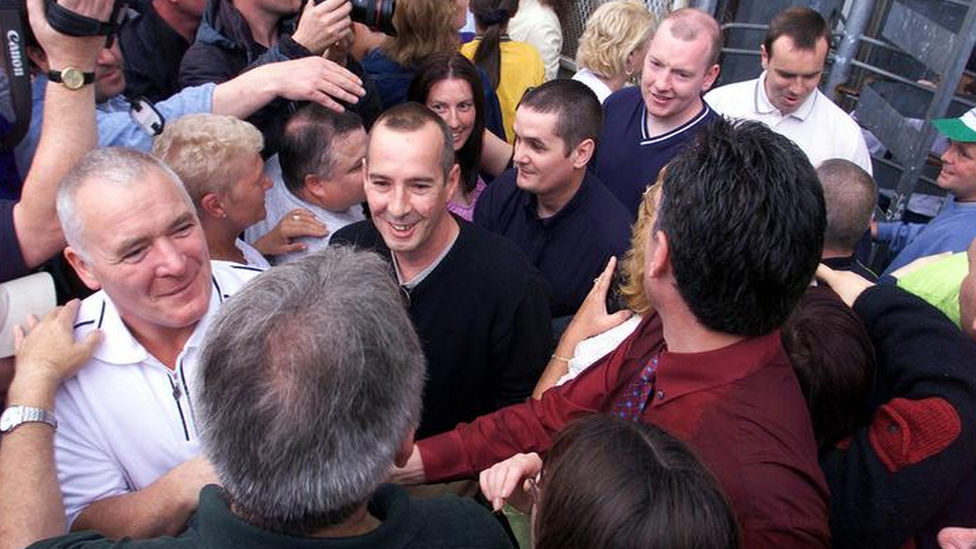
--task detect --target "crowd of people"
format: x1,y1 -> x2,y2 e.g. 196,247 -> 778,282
0,0 -> 974,548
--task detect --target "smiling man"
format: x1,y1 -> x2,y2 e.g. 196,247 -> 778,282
705,7 -> 872,174
51,148 -> 261,539
331,102 -> 551,439
593,8 -> 722,215
474,79 -> 631,319
876,108 -> 976,275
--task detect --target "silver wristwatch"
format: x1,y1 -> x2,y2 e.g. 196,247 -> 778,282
0,405 -> 57,434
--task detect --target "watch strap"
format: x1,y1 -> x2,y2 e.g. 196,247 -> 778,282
47,69 -> 95,86
0,405 -> 57,434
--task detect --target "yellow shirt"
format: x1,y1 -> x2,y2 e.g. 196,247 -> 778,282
461,39 -> 545,144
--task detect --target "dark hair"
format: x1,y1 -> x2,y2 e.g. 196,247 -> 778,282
782,286 -> 875,449
372,102 -> 456,179
535,415 -> 739,549
816,159 -> 877,254
657,118 -> 826,336
279,105 -> 364,195
470,0 -> 518,89
519,79 -> 602,155
409,52 -> 485,195
763,7 -> 830,57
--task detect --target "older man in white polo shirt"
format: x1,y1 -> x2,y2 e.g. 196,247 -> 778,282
705,7 -> 872,174
51,148 -> 260,539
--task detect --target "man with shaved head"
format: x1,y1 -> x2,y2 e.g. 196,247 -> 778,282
593,8 -> 722,215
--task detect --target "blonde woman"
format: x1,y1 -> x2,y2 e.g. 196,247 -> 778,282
573,0 -> 657,103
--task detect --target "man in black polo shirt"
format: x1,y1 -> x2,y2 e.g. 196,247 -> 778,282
474,80 -> 631,319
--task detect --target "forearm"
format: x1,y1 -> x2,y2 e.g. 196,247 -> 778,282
532,332 -> 582,399
15,60 -> 98,268
71,470 -> 203,539
211,70 -> 282,119
0,372 -> 67,549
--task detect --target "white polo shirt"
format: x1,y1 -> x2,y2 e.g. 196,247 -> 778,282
54,261 -> 262,527
705,72 -> 873,174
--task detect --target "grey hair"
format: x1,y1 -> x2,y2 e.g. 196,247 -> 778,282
56,147 -> 192,260
197,247 -> 426,534
151,114 -> 263,209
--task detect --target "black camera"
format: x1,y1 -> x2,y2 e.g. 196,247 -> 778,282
350,0 -> 396,36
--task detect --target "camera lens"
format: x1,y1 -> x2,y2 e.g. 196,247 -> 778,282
350,0 -> 397,36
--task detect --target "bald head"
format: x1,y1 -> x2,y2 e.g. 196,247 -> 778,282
661,8 -> 723,66
817,159 -> 877,256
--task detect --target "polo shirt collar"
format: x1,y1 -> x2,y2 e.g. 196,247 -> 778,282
651,330 -> 784,406
90,278 -> 220,366
755,71 -> 818,121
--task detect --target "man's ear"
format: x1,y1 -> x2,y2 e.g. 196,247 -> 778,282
303,174 -> 327,201
64,247 -> 101,291
199,192 -> 225,219
570,138 -> 596,169
445,163 -> 460,201
647,229 -> 671,278
759,44 -> 770,71
393,431 -> 416,468
701,63 -> 720,93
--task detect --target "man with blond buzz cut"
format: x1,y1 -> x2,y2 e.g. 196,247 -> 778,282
52,148 -> 260,540
817,159 -> 878,280
331,102 -> 551,439
593,7 -> 722,215
705,7 -> 872,174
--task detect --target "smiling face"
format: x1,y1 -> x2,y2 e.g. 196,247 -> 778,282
65,169 -> 212,341
937,140 -> 976,202
760,35 -> 828,115
640,19 -> 719,127
426,77 -> 476,152
512,107 -> 577,201
364,121 -> 459,268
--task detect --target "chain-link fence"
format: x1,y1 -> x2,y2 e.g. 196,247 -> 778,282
561,0 -> 689,65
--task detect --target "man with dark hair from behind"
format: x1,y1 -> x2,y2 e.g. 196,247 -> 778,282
705,7 -> 872,173
396,118 -> 831,549
817,158 -> 879,280
22,247 -> 514,549
245,105 -> 368,264
474,79 -> 630,318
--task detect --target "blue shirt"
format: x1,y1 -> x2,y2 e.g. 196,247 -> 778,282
878,196 -> 976,275
474,168 -> 631,317
593,87 -> 718,216
14,76 -> 214,179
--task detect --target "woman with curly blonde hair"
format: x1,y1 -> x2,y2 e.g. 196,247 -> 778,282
573,0 -> 657,103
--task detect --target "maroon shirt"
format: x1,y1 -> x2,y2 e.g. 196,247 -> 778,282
419,313 -> 830,549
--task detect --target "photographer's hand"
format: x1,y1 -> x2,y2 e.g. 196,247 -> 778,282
291,0 -> 353,56
26,0 -> 113,70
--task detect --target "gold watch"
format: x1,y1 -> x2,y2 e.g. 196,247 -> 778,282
47,67 -> 95,90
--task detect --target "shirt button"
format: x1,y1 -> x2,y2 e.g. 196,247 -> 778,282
656,390 -> 665,400
887,423 -> 899,433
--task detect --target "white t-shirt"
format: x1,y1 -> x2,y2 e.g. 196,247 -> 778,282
55,261 -> 261,526
572,68 -> 614,104
508,0 -> 562,81
705,72 -> 873,174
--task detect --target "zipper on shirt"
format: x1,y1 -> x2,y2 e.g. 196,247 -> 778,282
168,374 -> 191,441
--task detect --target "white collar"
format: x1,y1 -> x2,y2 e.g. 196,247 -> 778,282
754,71 -> 818,121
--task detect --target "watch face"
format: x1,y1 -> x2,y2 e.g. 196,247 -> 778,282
0,407 -> 20,432
62,68 -> 85,90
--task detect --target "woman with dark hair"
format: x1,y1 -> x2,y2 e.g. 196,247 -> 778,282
481,415 -> 740,549
408,53 -> 487,220
461,0 -> 544,144
409,53 -> 516,219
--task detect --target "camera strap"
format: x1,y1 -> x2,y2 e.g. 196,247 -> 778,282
0,0 -> 32,150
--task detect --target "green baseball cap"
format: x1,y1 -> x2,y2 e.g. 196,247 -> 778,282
931,108 -> 976,142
